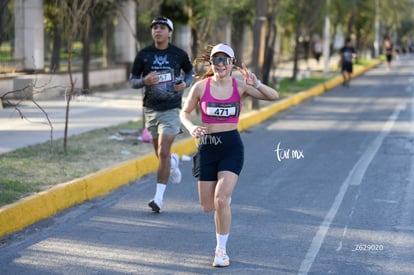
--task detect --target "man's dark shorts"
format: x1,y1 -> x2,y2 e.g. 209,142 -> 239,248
341,61 -> 353,73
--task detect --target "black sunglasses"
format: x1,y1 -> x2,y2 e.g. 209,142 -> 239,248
210,57 -> 233,65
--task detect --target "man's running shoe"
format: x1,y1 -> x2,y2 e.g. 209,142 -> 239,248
212,248 -> 230,267
169,153 -> 182,184
148,199 -> 162,213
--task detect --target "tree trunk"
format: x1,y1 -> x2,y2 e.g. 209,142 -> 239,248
103,18 -> 115,67
0,0 -> 10,46
231,11 -> 246,64
251,0 -> 266,110
330,21 -> 338,55
191,28 -> 198,62
63,38 -> 74,153
347,12 -> 355,38
50,25 -> 61,72
292,32 -> 300,82
263,13 -> 277,84
82,18 -> 90,92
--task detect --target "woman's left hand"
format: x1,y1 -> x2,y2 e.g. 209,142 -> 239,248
236,63 -> 258,87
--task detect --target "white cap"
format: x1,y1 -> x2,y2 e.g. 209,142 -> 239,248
210,43 -> 235,58
151,17 -> 173,31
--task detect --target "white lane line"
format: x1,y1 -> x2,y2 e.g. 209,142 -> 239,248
297,102 -> 405,275
349,102 -> 405,186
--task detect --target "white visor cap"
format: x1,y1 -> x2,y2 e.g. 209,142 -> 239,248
210,43 -> 235,58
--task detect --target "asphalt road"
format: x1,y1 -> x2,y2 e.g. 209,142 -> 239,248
1,55 -> 414,274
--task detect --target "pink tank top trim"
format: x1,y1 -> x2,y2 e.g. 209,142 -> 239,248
200,77 -> 242,124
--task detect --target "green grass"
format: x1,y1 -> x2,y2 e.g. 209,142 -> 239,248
355,58 -> 373,67
0,43 -> 12,60
277,72 -> 332,96
0,120 -> 149,206
0,179 -> 42,206
0,51 -> 11,60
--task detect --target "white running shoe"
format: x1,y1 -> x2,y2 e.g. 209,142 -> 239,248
212,247 -> 230,267
169,154 -> 182,184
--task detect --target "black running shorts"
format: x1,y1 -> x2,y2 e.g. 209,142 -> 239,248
197,129 -> 244,181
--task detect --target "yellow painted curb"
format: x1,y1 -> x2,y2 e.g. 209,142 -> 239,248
0,137 -> 196,238
0,59 -> 382,238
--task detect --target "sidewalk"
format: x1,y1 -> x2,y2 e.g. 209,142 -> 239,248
0,86 -> 143,154
273,55 -> 341,80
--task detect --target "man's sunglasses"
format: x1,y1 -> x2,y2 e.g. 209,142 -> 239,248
210,57 -> 234,65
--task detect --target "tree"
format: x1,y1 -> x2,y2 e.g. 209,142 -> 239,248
250,0 -> 266,109
0,0 -> 12,46
54,0 -> 97,153
44,0 -> 62,72
327,0 -> 414,57
1,79 -> 57,154
284,0 -> 324,81
82,0 -> 132,90
378,0 -> 414,45
262,0 -> 279,86
160,0 -> 254,60
81,13 -> 91,92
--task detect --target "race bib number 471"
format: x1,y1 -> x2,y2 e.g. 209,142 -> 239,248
206,102 -> 240,118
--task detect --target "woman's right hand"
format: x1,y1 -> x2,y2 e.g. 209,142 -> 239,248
191,125 -> 207,138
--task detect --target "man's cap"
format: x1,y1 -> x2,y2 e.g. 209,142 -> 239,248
210,43 -> 235,58
151,17 -> 173,31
